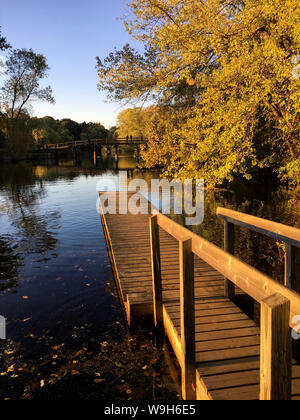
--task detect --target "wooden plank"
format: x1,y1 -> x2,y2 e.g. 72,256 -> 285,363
197,357 -> 260,376
196,335 -> 260,352
196,346 -> 260,363
195,327 -> 259,341
150,216 -> 163,327
180,238 -> 196,400
204,369 -> 259,390
260,293 -> 292,400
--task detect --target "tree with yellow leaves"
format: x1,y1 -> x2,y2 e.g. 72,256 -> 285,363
97,0 -> 300,186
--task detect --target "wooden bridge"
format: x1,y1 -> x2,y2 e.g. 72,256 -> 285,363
39,137 -> 147,167
99,191 -> 300,400
44,137 -> 147,150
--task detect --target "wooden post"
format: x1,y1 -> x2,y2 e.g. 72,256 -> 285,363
224,220 -> 235,299
260,293 -> 291,400
285,244 -> 300,293
54,149 -> 59,166
150,216 -> 163,328
180,238 -> 196,400
93,146 -> 97,167
73,146 -> 78,167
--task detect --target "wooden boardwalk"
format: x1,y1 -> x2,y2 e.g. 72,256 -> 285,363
100,192 -> 300,400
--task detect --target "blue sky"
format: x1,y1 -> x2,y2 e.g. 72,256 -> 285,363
0,0 -> 139,128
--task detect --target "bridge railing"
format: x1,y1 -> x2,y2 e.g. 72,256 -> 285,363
44,137 -> 147,150
150,211 -> 300,400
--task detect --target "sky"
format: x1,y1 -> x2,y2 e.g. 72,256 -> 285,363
0,0 -> 139,128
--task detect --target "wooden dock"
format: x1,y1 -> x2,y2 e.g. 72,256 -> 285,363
99,192 -> 300,400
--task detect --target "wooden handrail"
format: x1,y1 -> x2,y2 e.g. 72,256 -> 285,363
44,137 -> 148,149
154,212 -> 300,327
149,209 -> 299,400
217,207 -> 300,291
217,207 -> 300,248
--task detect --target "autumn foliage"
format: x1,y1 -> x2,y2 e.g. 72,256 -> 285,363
97,0 -> 300,187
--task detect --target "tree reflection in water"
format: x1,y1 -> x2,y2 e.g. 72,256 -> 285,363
0,163 -> 61,292
0,236 -> 19,291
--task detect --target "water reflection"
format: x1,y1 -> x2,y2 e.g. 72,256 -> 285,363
0,235 -> 19,291
0,164 -> 62,292
0,154 -> 180,400
0,152 -> 299,400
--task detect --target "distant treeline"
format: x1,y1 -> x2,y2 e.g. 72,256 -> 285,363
31,117 -> 117,147
0,116 -> 117,156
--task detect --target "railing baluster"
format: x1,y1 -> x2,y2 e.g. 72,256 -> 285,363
150,215 -> 163,327
285,244 -> 300,293
224,220 -> 235,300
260,293 -> 291,400
180,238 -> 196,400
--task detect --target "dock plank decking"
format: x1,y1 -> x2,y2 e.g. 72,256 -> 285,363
99,192 -> 300,400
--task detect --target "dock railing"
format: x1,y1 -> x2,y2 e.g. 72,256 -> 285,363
217,208 -> 300,293
150,211 -> 300,400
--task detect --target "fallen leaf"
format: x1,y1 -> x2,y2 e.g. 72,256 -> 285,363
51,345 -> 61,351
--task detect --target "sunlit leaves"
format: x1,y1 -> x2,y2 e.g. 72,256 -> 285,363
98,0 -> 300,186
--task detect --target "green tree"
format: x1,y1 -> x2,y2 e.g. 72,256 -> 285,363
80,122 -> 108,140
58,119 -> 81,140
31,116 -> 74,147
0,48 -> 54,158
107,126 -> 118,139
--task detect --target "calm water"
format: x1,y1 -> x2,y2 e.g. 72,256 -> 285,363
0,149 -> 299,399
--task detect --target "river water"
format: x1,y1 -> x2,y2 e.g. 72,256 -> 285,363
0,149 -> 299,400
